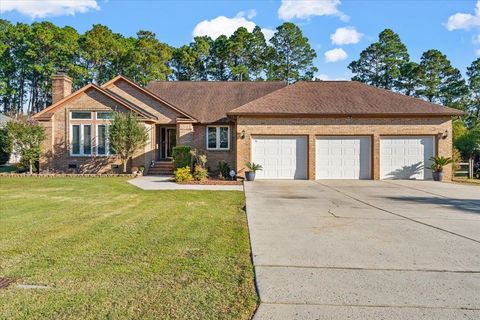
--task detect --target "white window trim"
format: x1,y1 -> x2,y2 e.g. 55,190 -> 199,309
206,125 -> 230,150
70,124 -> 92,156
96,124 -> 113,156
70,111 -> 92,120
96,111 -> 114,120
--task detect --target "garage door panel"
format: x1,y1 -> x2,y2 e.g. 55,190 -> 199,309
380,136 -> 434,180
252,136 -> 307,180
316,136 -> 371,180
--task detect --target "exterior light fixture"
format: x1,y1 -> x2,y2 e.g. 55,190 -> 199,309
439,130 -> 448,140
240,130 -> 246,139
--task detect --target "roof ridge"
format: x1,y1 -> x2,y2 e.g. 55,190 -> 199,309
149,80 -> 288,84
351,81 -> 464,113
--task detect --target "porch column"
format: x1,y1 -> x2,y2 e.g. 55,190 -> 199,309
372,133 -> 380,180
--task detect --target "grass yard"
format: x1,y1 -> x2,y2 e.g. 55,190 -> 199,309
0,177 -> 256,319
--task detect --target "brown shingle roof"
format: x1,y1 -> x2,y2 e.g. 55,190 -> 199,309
228,81 -> 464,117
146,81 -> 287,123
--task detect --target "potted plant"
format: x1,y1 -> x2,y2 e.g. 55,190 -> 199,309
430,156 -> 453,181
245,162 -> 262,181
139,165 -> 145,176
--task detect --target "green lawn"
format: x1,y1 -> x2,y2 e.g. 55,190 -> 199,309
0,177 -> 256,319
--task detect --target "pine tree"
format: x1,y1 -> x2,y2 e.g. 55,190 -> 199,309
349,29 -> 409,90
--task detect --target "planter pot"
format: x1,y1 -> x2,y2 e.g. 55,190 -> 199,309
245,171 -> 256,181
432,171 -> 443,181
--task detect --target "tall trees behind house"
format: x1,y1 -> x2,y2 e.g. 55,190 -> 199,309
349,29 -> 409,90
349,29 -> 471,116
1,20 -> 317,113
1,19 -> 477,124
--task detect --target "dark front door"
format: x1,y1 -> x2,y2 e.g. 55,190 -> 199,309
166,128 -> 176,158
160,127 -> 176,159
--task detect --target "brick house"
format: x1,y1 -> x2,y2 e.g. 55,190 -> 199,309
33,73 -> 463,180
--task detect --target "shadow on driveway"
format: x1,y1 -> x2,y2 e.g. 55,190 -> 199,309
385,196 -> 480,215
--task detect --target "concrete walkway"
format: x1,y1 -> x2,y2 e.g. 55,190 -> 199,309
245,180 -> 480,320
128,175 -> 243,191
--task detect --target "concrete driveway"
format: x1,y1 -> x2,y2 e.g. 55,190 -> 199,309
244,180 -> 480,320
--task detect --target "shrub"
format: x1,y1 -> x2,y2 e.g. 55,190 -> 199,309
175,166 -> 193,182
172,145 -> 192,169
245,162 -> 263,172
429,156 -> 453,173
193,164 -> 208,181
0,128 -> 12,165
190,148 -> 207,167
217,160 -> 230,179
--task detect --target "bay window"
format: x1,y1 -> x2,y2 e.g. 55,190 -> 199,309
206,126 -> 230,150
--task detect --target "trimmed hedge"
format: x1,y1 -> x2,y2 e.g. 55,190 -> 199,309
172,145 -> 192,169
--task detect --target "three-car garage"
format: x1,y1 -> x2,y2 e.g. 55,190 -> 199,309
251,135 -> 436,181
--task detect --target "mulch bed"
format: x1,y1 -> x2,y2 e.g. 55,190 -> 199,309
179,178 -> 243,185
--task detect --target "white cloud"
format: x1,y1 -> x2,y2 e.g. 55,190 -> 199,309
324,48 -> 348,62
445,0 -> 480,31
476,48 -> 480,56
261,28 -> 276,41
330,26 -> 363,45
0,0 -> 99,18
278,0 -> 348,21
193,12 -> 274,40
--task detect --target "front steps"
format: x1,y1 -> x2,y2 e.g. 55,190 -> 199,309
147,161 -> 174,176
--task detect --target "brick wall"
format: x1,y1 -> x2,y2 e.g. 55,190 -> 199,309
39,88 -> 155,173
235,116 -> 453,181
190,123 -> 236,173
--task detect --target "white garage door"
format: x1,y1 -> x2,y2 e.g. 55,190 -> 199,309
316,136 -> 371,179
380,136 -> 435,180
252,136 -> 307,179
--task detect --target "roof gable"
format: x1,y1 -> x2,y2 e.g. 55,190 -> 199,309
102,76 -> 197,121
228,81 -> 464,117
33,84 -> 158,121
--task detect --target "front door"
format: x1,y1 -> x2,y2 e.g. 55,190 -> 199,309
166,128 -> 176,158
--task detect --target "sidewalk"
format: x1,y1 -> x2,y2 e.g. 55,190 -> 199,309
128,175 -> 243,191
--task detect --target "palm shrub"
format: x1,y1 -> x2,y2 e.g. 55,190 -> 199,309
217,160 -> 230,179
430,156 -> 453,173
109,112 -> 148,173
245,162 -> 263,172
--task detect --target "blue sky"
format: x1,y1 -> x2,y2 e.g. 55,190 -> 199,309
1,0 -> 478,80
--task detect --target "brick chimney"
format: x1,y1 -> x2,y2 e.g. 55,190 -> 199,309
51,72 -> 72,104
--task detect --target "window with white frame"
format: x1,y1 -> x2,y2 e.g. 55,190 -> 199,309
96,124 -> 115,156
70,124 -> 92,156
70,111 -> 92,120
206,126 -> 229,150
96,111 -> 113,120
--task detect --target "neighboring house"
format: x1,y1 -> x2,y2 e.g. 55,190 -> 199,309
0,113 -> 21,164
33,73 -> 463,180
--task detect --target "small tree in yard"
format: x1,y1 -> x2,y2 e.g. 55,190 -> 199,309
6,119 -> 46,174
109,112 -> 148,173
